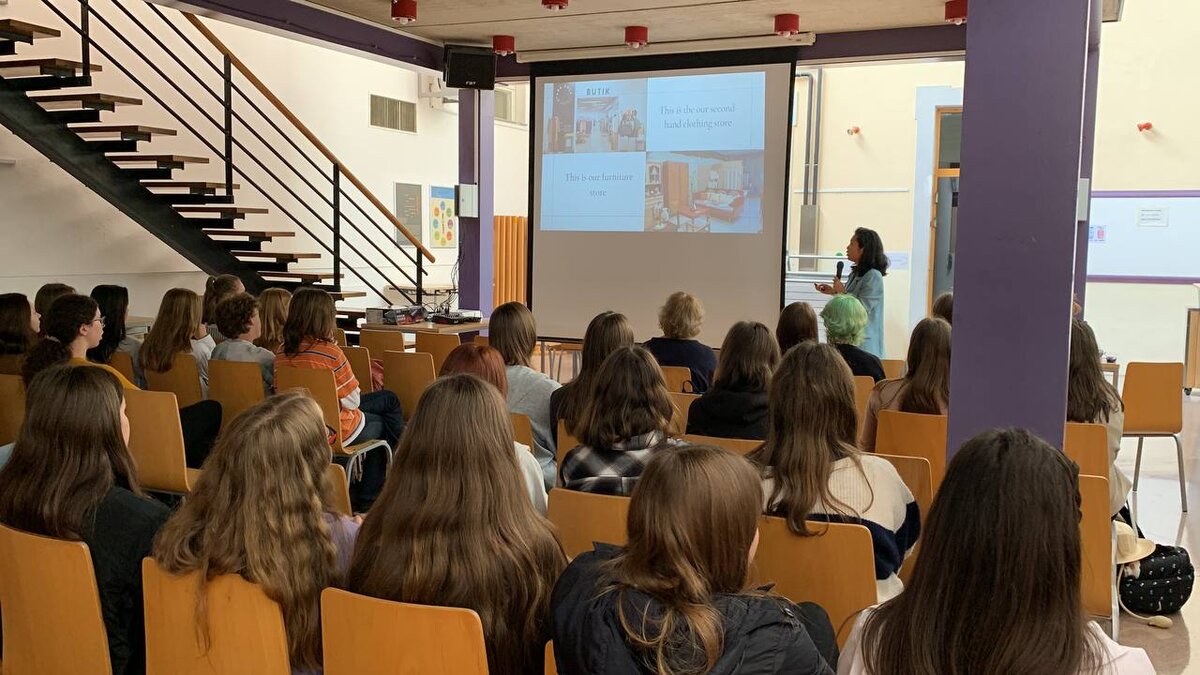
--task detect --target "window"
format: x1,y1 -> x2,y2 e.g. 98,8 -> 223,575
369,94 -> 417,133
494,85 -> 527,125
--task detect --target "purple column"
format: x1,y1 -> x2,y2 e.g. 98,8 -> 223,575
947,0 -> 1096,453
457,89 -> 495,315
1074,0 -> 1103,311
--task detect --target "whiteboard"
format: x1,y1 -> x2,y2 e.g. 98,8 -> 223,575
1087,195 -> 1200,279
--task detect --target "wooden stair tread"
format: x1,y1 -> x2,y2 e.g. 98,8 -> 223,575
0,19 -> 62,39
234,251 -> 321,259
142,180 -> 238,189
71,124 -> 176,135
175,205 -> 267,214
258,271 -> 340,279
331,292 -> 368,300
0,57 -> 101,71
108,154 -> 209,163
30,92 -> 141,105
202,229 -> 295,238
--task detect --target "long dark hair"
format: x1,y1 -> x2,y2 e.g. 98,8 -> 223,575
899,318 -> 951,414
21,294 -> 98,386
0,365 -> 140,539
33,282 -> 76,319
281,288 -> 337,358
558,311 -> 635,429
576,346 -> 674,448
712,321 -> 779,392
852,227 -> 889,277
87,284 -> 129,364
776,302 -> 818,354
1067,319 -> 1123,424
139,288 -> 201,374
859,428 -> 1104,674
0,293 -> 36,355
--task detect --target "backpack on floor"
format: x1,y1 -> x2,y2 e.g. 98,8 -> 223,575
1119,544 -> 1194,615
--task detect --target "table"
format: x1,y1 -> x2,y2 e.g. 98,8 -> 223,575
359,320 -> 488,335
1100,361 -> 1120,389
126,315 -> 155,337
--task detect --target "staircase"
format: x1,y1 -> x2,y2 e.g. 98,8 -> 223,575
0,2 -> 435,336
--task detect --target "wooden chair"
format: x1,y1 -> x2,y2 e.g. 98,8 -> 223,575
1063,422 -> 1110,480
661,365 -> 693,393
0,523 -> 112,675
547,488 -> 630,559
344,345 -> 374,393
325,462 -> 353,517
334,327 -> 348,346
545,642 -> 556,675
1123,362 -> 1187,511
556,419 -> 580,466
881,359 -> 906,380
110,350 -> 137,384
853,375 -> 875,435
512,412 -> 535,449
0,353 -> 23,376
681,434 -> 761,456
875,411 -> 949,492
754,517 -> 876,647
415,332 -> 462,373
547,342 -> 582,381
125,388 -> 199,494
359,329 -> 411,362
473,334 -> 489,347
1079,475 -> 1116,624
0,373 -> 24,446
208,360 -> 265,431
381,350 -> 436,421
669,392 -> 698,437
142,561 -> 290,675
875,453 -> 933,585
146,353 -> 204,408
322,588 -> 489,675
276,366 -> 392,480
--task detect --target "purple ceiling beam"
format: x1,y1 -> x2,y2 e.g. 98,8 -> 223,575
798,24 -> 966,62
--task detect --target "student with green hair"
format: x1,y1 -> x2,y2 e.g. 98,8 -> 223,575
820,294 -> 885,382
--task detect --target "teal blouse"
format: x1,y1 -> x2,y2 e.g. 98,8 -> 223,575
846,268 -> 885,358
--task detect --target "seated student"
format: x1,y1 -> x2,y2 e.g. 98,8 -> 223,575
0,365 -> 169,675
1068,319 -> 1130,517
491,301 -> 561,491
687,321 -> 779,441
202,274 -> 245,342
275,288 -> 401,512
33,282 -> 75,326
0,292 -> 38,374
26,294 -> 222,469
348,374 -> 566,675
750,342 -> 918,602
154,392 -> 358,675
255,287 -> 291,353
140,288 -> 216,398
560,345 -> 684,496
440,343 -> 549,515
644,291 -> 718,393
210,292 -> 276,394
859,318 -> 950,452
838,429 -> 1154,675
931,291 -> 953,325
88,285 -> 143,386
549,310 -> 635,436
553,445 -> 837,675
821,294 -> 885,382
777,301 -> 819,355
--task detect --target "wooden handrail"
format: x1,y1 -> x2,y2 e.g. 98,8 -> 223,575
183,13 -> 436,263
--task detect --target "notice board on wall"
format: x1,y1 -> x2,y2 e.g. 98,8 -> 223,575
1087,194 -> 1200,280
394,182 -> 423,247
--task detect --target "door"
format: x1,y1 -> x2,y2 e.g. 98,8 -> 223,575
928,108 -> 962,309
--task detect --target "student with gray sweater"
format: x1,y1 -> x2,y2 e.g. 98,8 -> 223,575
210,293 -> 276,394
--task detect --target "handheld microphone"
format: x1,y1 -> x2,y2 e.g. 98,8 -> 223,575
835,261 -> 845,281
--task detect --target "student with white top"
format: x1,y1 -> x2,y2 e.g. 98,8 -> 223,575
838,428 -> 1155,675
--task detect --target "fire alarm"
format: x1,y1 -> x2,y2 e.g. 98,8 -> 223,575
493,35 -> 515,56
625,26 -> 648,49
1137,122 -> 1154,132
944,0 -> 968,25
847,126 -> 862,136
542,0 -> 567,10
774,14 -> 801,37
391,0 -> 416,24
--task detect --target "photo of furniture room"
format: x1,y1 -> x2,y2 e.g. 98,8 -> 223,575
644,151 -> 764,233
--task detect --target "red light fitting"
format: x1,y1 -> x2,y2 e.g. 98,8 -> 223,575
542,0 -> 567,10
625,25 -> 648,49
774,14 -> 801,37
944,0 -> 968,25
391,0 -> 416,24
493,35 -> 516,56
1137,122 -> 1154,132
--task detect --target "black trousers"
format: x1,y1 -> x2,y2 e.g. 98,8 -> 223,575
180,400 -> 222,469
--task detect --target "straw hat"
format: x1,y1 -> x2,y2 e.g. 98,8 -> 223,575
1115,522 -> 1155,565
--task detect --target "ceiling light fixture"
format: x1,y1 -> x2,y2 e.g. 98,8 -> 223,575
493,35 -> 516,56
542,0 -> 567,10
625,25 -> 648,49
944,0 -> 968,25
391,0 -> 416,24
774,14 -> 801,37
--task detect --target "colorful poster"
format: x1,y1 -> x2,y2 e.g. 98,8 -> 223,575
430,186 -> 457,248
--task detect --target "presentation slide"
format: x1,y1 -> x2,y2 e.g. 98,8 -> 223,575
540,71 -> 767,234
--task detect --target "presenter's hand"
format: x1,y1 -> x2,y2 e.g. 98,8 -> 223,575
814,283 -> 834,295
832,278 -> 846,294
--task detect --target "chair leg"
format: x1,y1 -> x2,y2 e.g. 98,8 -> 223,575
1175,434 -> 1188,512
1132,437 -> 1144,491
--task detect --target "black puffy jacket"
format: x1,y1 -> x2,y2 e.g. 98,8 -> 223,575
549,545 -> 836,675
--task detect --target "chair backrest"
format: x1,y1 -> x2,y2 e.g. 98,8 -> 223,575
853,375 -> 874,434
359,330 -> 410,363
0,373 -> 24,446
880,359 -> 906,380
1079,475 -> 1115,620
754,516 -> 876,648
142,561 -> 290,675
681,434 -> 761,456
324,462 -> 353,516
1063,422 -> 1110,479
415,332 -> 462,373
668,392 -> 698,436
322,588 -> 489,675
0,353 -> 23,376
343,345 -> 374,393
556,419 -> 579,466
875,410 -> 949,492
1122,362 -> 1184,434
125,388 -> 195,493
661,365 -> 693,393
474,334 -> 490,347
208,359 -> 266,431
275,367 -> 349,452
545,642 -> 556,675
334,327 -> 348,346
381,350 -> 436,422
146,353 -> 204,408
875,454 -> 933,520
110,350 -> 137,383
0,523 -> 112,675
547,488 -> 630,559
512,412 -> 535,449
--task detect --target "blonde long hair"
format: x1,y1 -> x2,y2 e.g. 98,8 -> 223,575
140,288 -> 203,373
153,392 -> 339,671
749,341 -> 867,535
255,288 -> 291,352
348,374 -> 566,674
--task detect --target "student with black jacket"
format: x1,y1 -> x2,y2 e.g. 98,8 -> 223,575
687,321 -> 780,441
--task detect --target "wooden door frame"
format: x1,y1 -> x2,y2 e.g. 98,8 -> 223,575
928,106 -> 963,313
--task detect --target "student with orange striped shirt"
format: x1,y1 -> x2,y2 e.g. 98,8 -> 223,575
274,288 -> 402,511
